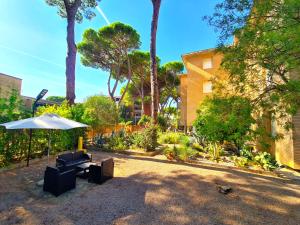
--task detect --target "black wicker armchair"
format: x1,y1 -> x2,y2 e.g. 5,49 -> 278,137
43,166 -> 76,196
88,158 -> 114,184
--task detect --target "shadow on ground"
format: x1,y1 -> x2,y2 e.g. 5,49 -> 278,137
0,151 -> 299,225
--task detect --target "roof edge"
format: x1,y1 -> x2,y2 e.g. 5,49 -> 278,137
0,73 -> 22,80
181,47 -> 216,58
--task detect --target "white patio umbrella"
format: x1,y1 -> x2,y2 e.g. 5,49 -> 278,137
0,114 -> 89,166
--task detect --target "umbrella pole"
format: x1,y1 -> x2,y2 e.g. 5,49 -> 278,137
27,129 -> 32,167
47,130 -> 51,164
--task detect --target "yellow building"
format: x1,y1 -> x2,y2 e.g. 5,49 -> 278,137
179,48 -> 227,127
179,48 -> 300,169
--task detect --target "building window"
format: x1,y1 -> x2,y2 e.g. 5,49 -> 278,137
203,58 -> 212,69
203,81 -> 212,93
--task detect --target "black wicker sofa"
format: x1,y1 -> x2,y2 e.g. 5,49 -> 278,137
56,151 -> 92,171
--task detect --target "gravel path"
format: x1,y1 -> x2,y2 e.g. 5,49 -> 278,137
0,151 -> 299,225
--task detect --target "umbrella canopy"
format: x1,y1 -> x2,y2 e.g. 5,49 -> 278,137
0,114 -> 89,166
0,113 -> 89,130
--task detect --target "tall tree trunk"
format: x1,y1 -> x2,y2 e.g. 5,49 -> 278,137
141,77 -> 145,115
64,0 -> 81,105
150,0 -> 161,124
119,55 -> 133,104
66,14 -> 76,104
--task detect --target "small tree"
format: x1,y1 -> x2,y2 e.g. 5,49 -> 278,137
194,96 -> 255,149
45,0 -> 100,104
83,95 -> 119,128
78,22 -> 141,105
128,50 -> 151,115
158,61 -> 183,112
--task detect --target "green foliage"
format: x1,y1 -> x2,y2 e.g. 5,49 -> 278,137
131,125 -> 158,151
106,135 -> 129,152
137,115 -> 151,126
164,145 -> 198,161
233,148 -> 278,171
45,0 -> 100,23
0,90 -> 29,123
46,96 -> 65,103
204,142 -> 224,160
82,95 -> 119,128
254,152 -> 278,171
232,156 -> 250,168
0,91 -> 30,166
157,114 -> 168,131
240,147 -> 254,161
158,132 -> 188,145
78,22 -> 141,104
37,101 -> 86,152
206,0 -> 300,128
37,100 -> 72,118
158,61 -> 183,112
78,22 -> 140,72
194,96 -> 255,148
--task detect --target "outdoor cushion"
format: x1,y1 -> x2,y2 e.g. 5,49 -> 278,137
56,152 -> 92,171
73,151 -> 84,161
58,153 -> 73,162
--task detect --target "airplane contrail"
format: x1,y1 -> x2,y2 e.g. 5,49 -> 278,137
96,6 -> 111,25
0,44 -> 64,68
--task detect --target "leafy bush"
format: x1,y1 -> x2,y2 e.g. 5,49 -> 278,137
194,96 -> 255,149
204,142 -> 225,160
164,145 -> 198,161
232,149 -> 278,171
240,147 -> 254,160
137,115 -> 151,126
131,125 -> 158,151
83,95 -> 119,128
254,152 -> 278,170
0,91 -> 31,166
36,102 -> 87,154
232,156 -> 250,168
158,132 -> 188,145
106,136 -> 129,151
157,114 -> 168,131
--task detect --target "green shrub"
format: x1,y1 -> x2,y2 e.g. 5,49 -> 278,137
193,96 -> 255,149
106,136 -> 129,151
82,95 -> 119,128
204,142 -> 224,160
232,156 -> 250,168
254,152 -> 278,170
240,147 -> 254,160
138,115 -> 151,126
131,125 -> 158,151
232,150 -> 278,171
192,143 -> 205,152
158,132 -> 188,145
157,114 -> 168,131
163,145 -> 198,161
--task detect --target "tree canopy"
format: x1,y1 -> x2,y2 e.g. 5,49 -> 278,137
206,0 -> 300,128
46,0 -> 100,23
46,96 -> 66,103
78,22 -> 141,104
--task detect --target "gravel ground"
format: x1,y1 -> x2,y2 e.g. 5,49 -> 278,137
0,151 -> 300,225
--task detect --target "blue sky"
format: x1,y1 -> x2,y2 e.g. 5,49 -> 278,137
0,0 -> 220,102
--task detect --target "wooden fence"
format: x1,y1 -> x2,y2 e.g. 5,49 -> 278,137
86,124 -> 144,140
